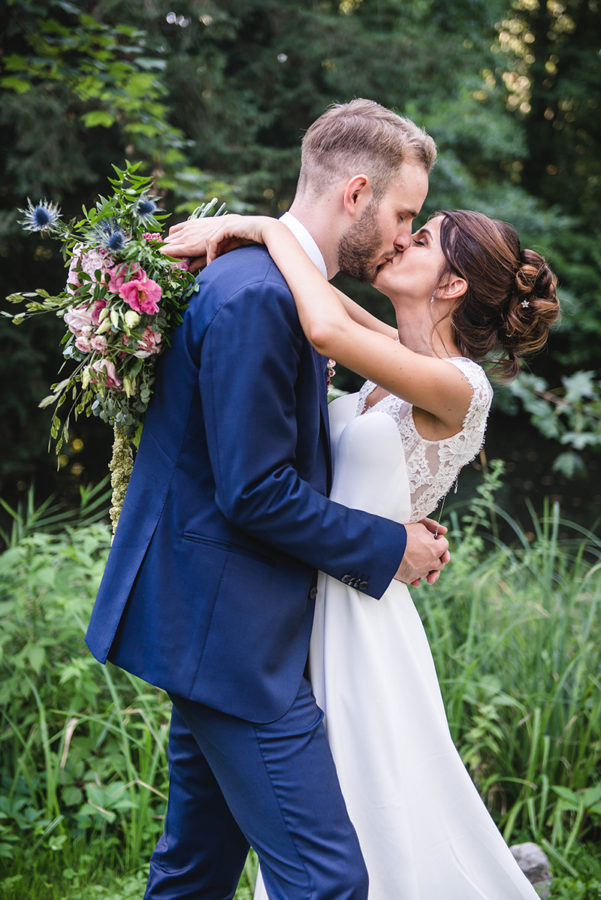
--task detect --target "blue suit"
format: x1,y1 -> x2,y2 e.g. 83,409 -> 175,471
86,245 -> 407,898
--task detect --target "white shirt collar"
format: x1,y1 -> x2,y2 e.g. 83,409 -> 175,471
279,212 -> 328,279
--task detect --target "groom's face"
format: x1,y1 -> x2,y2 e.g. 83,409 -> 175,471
337,162 -> 429,283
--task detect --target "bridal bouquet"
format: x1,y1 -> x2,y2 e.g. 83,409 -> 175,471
5,162 -> 224,528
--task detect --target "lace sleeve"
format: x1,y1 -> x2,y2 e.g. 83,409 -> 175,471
400,358 -> 493,521
355,357 -> 493,522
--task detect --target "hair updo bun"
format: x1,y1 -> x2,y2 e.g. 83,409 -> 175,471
437,210 -> 560,379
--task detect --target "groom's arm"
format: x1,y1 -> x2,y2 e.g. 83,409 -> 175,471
197,264 -> 407,599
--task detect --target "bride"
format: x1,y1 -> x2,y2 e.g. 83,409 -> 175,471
164,208 -> 559,898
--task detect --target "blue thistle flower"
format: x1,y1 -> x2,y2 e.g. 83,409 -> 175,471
135,196 -> 159,220
96,221 -> 128,252
106,229 -> 127,251
19,198 -> 62,232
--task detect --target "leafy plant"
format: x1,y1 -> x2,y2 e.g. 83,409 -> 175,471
1,471 -> 600,896
496,370 -> 601,478
0,522 -> 171,893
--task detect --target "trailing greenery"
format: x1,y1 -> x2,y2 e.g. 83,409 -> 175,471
0,473 -> 599,897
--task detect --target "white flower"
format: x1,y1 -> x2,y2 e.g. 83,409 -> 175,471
124,310 -> 141,329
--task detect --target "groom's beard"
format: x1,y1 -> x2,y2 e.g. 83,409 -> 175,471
337,200 -> 383,283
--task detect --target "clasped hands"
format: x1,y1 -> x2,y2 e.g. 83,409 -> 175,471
395,519 -> 450,587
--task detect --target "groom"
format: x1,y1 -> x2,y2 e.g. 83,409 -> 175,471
86,99 -> 447,899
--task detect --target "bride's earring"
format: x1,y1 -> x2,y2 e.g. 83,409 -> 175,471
430,293 -> 436,304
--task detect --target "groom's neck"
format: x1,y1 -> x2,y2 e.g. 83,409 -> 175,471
287,198 -> 340,280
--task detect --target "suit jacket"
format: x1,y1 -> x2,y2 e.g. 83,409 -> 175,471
86,246 -> 406,723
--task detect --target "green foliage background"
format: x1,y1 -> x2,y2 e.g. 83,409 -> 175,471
1,0 -> 601,513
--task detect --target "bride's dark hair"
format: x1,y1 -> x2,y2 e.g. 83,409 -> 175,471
436,210 -> 559,379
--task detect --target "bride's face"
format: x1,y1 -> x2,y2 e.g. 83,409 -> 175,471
372,215 -> 447,303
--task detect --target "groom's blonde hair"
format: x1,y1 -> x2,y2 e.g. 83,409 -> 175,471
298,98 -> 436,201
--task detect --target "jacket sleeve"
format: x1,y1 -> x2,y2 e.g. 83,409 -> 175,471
198,271 -> 406,600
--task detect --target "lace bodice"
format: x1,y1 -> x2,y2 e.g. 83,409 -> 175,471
355,357 -> 493,522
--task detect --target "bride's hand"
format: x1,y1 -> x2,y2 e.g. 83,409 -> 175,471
203,215 -> 275,264
161,217 -> 230,272
162,215 -> 273,272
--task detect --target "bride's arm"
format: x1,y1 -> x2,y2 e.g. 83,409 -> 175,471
171,215 -> 473,430
332,287 -> 398,340
164,217 -> 397,339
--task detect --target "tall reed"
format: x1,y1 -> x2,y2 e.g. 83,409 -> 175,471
420,465 -> 601,865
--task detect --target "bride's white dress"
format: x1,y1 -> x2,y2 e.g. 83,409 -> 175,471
255,358 -> 538,899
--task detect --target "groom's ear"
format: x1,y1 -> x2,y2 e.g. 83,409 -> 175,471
342,175 -> 372,217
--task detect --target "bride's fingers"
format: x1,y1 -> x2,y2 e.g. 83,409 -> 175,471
205,237 -> 221,265
164,225 -> 205,244
165,219 -> 221,249
421,516 -> 448,535
424,550 -> 451,586
164,226 -> 222,256
206,228 -> 238,264
167,221 -> 187,237
161,234 -> 190,253
160,240 -> 207,259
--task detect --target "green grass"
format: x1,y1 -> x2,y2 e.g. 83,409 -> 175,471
0,470 -> 600,898
422,468 -> 601,860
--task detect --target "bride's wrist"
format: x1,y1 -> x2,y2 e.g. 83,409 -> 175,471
262,216 -> 283,247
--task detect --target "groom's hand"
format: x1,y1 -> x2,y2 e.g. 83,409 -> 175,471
394,520 -> 450,586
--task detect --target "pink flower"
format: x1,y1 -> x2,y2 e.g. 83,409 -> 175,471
90,299 -> 107,325
108,263 -> 140,294
134,325 -> 162,358
119,273 -> 162,315
67,246 -> 113,292
91,358 -> 122,389
143,232 -> 161,242
80,248 -> 113,281
90,334 -> 108,353
67,256 -> 82,292
75,332 -> 93,353
64,306 -> 93,335
171,258 -> 190,272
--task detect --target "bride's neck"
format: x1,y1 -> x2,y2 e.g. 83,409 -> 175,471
394,304 -> 459,358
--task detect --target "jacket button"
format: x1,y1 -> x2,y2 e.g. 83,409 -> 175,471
309,586 -> 317,600
358,580 -> 368,590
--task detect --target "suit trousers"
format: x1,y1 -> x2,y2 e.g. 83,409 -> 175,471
144,677 -> 368,900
